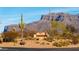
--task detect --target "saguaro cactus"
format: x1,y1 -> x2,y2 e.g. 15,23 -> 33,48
19,14 -> 25,40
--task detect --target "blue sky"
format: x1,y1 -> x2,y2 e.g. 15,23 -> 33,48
0,7 -> 79,33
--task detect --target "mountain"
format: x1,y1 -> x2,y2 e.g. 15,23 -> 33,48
3,13 -> 79,33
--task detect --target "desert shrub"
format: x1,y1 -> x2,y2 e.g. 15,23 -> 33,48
66,25 -> 77,33
13,39 -> 18,46
36,42 -> 40,44
62,31 -> 73,39
53,42 -> 62,47
46,43 -> 50,45
3,38 -> 14,42
43,38 -> 47,40
36,39 -> 39,40
25,36 -> 34,40
18,30 -> 36,38
62,31 -> 79,44
0,40 -> 2,44
53,39 -> 71,47
71,36 -> 79,44
24,31 -> 36,37
44,37 -> 53,42
19,40 -> 25,45
72,39 -> 78,44
3,31 -> 19,42
41,42 -> 45,45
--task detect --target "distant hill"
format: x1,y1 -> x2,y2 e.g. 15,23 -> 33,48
4,13 -> 79,33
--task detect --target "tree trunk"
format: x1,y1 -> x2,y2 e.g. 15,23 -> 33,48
21,30 -> 23,40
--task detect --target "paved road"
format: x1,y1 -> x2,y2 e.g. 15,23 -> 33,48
0,47 -> 79,51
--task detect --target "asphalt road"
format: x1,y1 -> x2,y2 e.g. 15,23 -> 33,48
0,47 -> 79,51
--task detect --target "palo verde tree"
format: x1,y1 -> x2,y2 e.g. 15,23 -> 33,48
50,19 -> 67,36
48,19 -> 70,40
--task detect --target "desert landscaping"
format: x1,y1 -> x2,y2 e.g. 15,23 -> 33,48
1,11 -> 79,48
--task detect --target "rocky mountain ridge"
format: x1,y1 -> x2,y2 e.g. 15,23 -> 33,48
4,13 -> 79,33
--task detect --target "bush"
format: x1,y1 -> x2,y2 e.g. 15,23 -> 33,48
46,43 -> 50,45
3,31 -> 19,42
36,42 -> 40,44
0,40 -> 2,44
62,32 -> 73,39
41,42 -> 45,45
44,37 -> 53,42
13,39 -> 18,46
19,40 -> 25,45
3,38 -> 14,42
25,36 -> 34,40
53,42 -> 62,47
71,36 -> 79,44
53,39 -> 71,47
